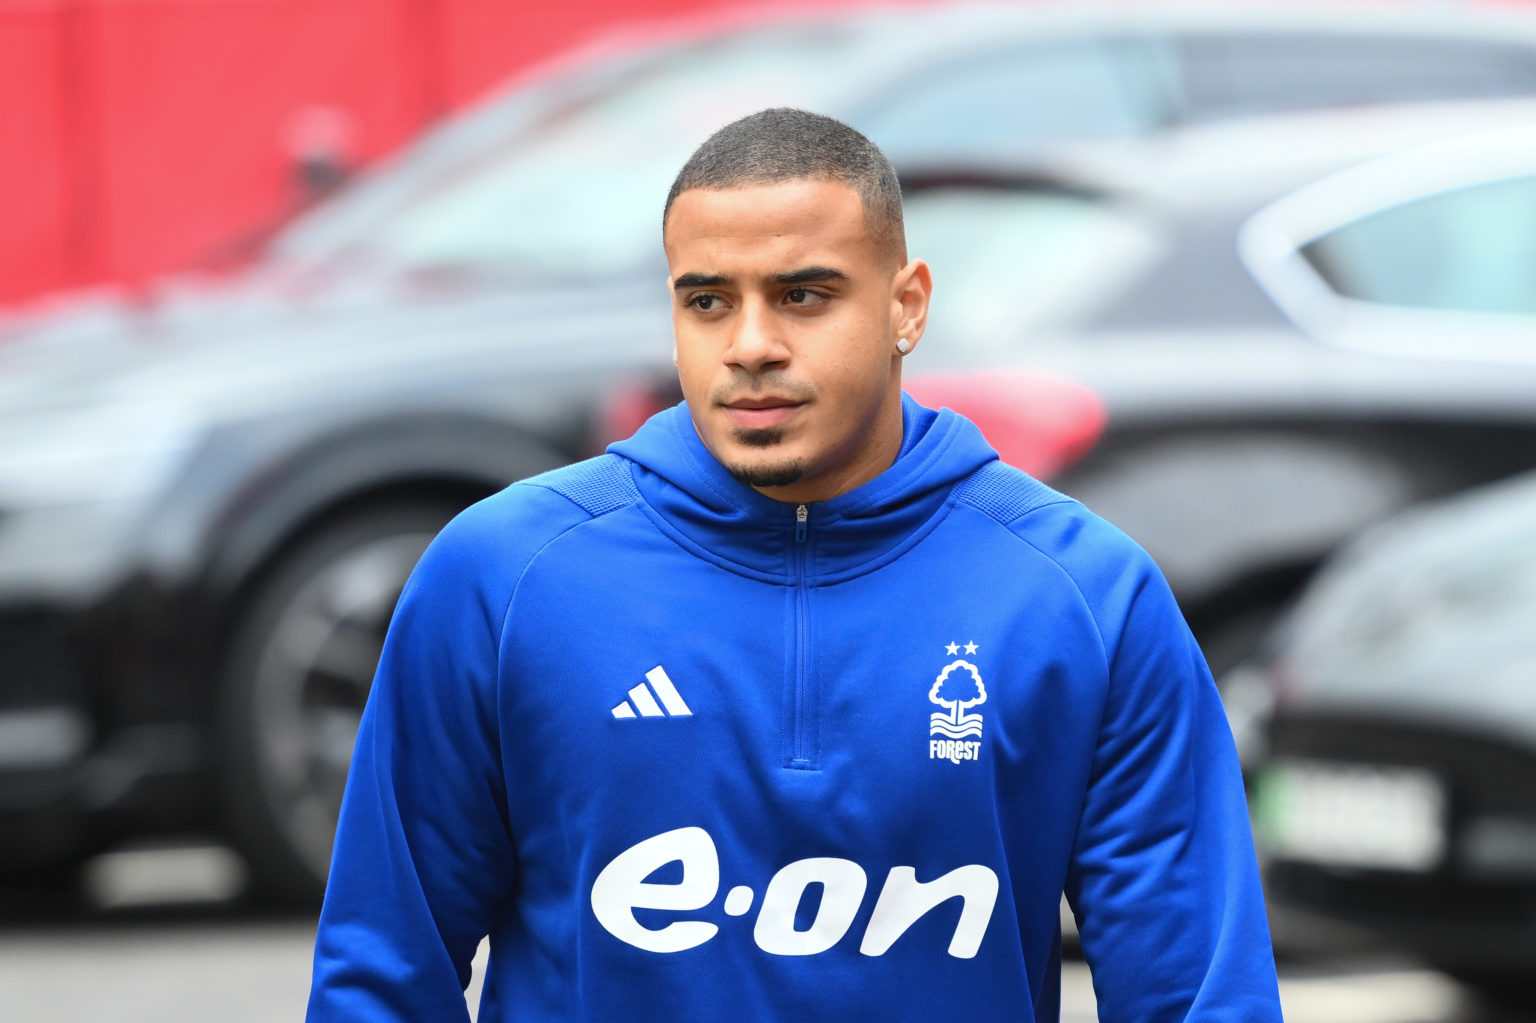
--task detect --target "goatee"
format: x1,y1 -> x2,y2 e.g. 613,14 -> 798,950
727,459 -> 805,489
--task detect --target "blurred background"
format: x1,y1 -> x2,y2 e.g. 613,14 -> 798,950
4,0 -> 1536,1019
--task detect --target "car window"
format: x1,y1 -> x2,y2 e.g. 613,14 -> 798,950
283,29 -> 1173,286
1299,175 -> 1536,317
1177,33 -> 1536,122
860,37 -> 1179,166
903,188 -> 1157,343
303,28 -> 852,280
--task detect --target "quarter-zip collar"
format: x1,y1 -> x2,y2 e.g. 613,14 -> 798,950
608,393 -> 998,582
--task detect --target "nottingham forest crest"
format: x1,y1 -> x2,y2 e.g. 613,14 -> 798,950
929,643 -> 987,765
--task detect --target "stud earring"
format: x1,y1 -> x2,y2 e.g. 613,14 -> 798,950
896,338 -> 912,354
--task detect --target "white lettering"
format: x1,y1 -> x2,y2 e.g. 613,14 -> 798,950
753,857 -> 868,956
589,826 -> 720,953
859,864 -> 1000,959
929,739 -> 982,764
590,828 -> 999,960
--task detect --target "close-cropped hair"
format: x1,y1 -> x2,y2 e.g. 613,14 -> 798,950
663,107 -> 907,264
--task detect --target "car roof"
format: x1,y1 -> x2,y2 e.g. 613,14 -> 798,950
1018,96 -> 1536,211
585,1 -> 1536,55
271,1 -> 1536,264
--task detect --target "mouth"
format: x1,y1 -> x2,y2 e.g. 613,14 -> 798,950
721,396 -> 806,430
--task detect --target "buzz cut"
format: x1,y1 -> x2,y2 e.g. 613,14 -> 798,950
663,107 -> 906,265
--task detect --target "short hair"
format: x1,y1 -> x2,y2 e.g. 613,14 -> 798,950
663,108 -> 906,264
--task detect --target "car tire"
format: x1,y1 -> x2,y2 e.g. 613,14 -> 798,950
0,860 -> 87,918
216,501 -> 461,906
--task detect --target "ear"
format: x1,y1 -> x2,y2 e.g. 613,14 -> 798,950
890,258 -> 932,355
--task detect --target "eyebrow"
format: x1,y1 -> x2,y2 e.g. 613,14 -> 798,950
671,266 -> 849,291
774,266 -> 848,285
672,272 -> 729,290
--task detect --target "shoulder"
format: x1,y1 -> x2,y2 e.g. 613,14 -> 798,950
952,460 -> 1153,576
515,451 -> 643,517
951,461 -> 1169,648
408,454 -> 639,600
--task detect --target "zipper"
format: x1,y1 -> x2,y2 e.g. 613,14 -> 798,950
790,503 -> 813,769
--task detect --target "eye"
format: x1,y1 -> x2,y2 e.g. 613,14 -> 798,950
687,294 -> 723,312
785,287 -> 825,306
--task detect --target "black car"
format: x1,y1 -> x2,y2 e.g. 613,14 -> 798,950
8,4 -> 1536,905
1235,468 -> 1536,1001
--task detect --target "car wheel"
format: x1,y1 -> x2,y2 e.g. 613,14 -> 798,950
217,501 -> 460,905
0,861 -> 87,917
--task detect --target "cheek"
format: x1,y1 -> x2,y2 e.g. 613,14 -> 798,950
674,356 -> 711,404
818,345 -> 891,419
670,327 -> 713,388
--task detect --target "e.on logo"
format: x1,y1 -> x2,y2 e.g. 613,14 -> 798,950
590,827 -> 998,959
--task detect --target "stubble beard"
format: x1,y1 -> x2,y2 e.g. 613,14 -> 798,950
724,426 -> 805,489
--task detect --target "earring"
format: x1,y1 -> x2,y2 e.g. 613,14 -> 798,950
896,338 -> 912,354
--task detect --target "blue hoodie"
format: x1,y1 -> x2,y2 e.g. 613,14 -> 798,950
308,397 -> 1282,1022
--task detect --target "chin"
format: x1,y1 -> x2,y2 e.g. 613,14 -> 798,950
724,454 -> 806,490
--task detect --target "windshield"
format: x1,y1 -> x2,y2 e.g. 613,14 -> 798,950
277,26 -> 859,282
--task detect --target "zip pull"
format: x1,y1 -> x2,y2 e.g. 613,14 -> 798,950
795,503 -> 808,542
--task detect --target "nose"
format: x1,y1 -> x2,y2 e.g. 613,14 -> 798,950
723,297 -> 790,375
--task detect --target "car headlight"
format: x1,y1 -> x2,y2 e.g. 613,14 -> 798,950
0,403 -> 199,593
0,403 -> 197,508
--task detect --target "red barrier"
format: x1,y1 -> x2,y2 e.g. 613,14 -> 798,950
0,0 -> 727,308
1,3 -> 72,304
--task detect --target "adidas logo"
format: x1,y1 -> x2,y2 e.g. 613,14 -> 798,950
611,666 -> 693,719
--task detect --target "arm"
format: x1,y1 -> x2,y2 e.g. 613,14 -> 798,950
306,502 -> 528,1021
1065,554 -> 1283,1022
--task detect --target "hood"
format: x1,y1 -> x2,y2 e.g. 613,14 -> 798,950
1271,470 -> 1536,743
0,274 -> 668,428
608,394 -> 997,581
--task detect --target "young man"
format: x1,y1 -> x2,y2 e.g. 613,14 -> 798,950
308,109 -> 1283,1022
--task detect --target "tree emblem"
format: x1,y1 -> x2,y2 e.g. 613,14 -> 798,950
929,659 -> 987,739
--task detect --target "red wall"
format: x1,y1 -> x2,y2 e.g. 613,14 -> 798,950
0,0 -> 732,308
3,2 -> 72,304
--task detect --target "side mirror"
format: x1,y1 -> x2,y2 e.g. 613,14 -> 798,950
283,105 -> 358,203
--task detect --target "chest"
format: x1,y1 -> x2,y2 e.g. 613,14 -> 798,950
495,541 -> 1107,830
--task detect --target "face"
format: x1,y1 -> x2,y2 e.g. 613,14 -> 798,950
664,178 -> 931,503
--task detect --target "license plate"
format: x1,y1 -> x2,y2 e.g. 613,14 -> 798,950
1253,757 -> 1447,872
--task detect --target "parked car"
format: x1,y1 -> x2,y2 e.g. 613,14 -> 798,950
7,3 -> 1536,906
1234,469 -> 1536,1001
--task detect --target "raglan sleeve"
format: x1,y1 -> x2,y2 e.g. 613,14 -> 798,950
1063,542 -> 1284,1022
305,498 -> 533,1022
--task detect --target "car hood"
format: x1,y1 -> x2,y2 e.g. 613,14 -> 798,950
0,270 -> 674,431
1271,471 -> 1536,743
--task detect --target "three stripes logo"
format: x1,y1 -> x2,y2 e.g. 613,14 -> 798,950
612,666 -> 693,720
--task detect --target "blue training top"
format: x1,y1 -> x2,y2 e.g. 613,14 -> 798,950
307,395 -> 1283,1022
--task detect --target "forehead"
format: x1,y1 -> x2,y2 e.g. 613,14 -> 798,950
664,179 -> 880,270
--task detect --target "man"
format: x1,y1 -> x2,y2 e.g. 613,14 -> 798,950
308,109 -> 1283,1022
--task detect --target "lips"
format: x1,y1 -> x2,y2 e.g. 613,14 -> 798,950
722,396 -> 805,430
